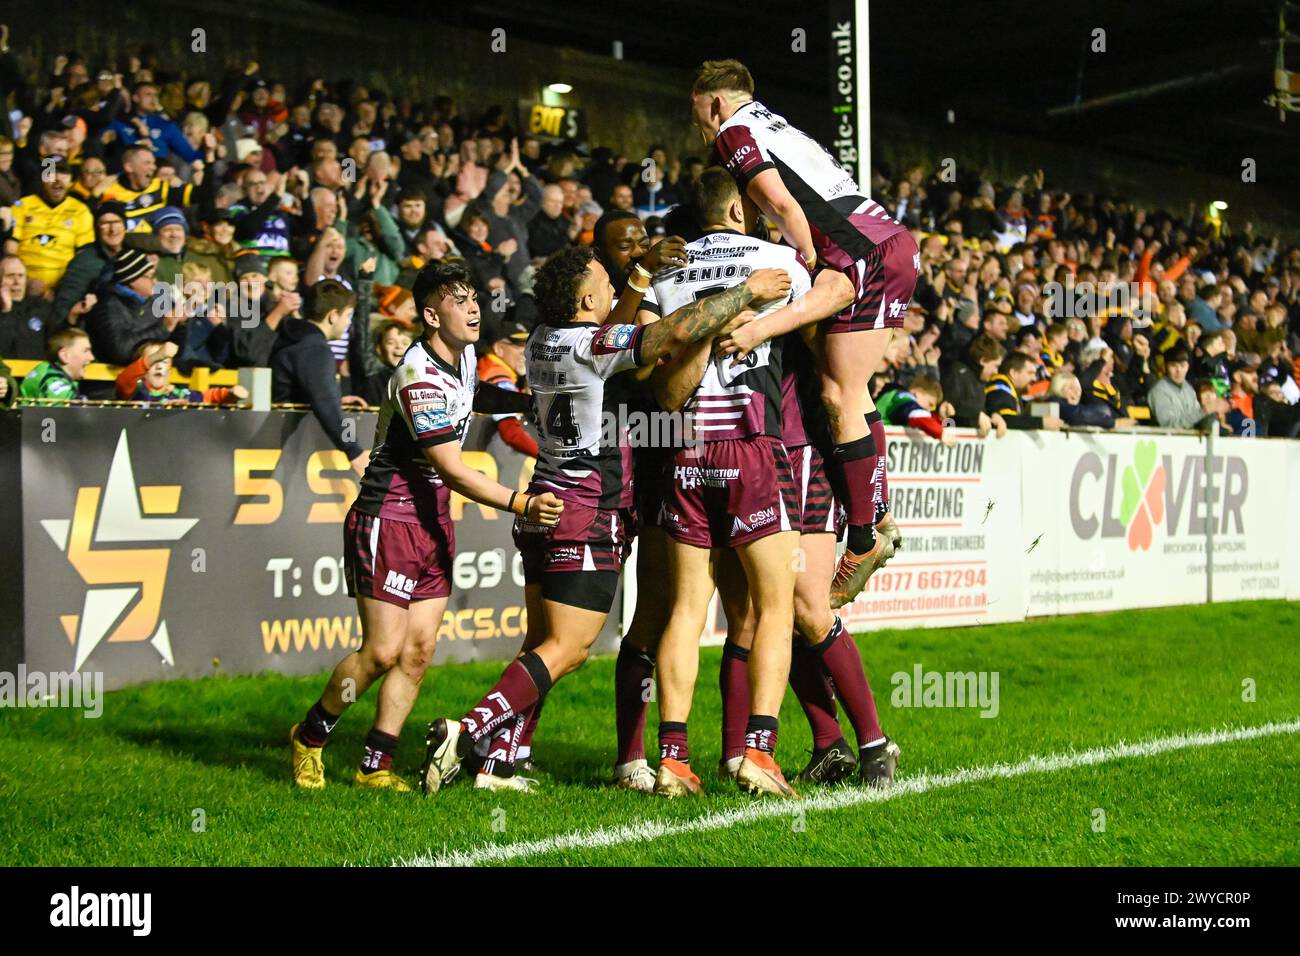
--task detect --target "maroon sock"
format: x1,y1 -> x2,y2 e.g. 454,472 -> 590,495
516,698 -> 545,756
615,642 -> 655,765
460,653 -> 551,745
815,619 -> 884,747
788,633 -> 844,748
658,721 -> 690,764
831,434 -> 878,535
719,642 -> 752,762
482,714 -> 524,776
867,412 -> 890,524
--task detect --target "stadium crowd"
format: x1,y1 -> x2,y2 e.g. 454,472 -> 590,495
1,30 -> 1299,442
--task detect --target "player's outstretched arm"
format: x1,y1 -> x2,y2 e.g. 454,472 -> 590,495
423,441 -> 563,525
717,269 -> 855,359
639,268 -> 790,365
747,169 -> 817,267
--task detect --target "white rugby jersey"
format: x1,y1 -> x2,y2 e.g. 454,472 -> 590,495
526,320 -> 646,509
354,339 -> 476,520
714,100 -> 906,267
645,230 -> 810,441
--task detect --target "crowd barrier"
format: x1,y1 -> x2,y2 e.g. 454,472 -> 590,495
671,427 -> 1300,642
2,408 -> 1295,690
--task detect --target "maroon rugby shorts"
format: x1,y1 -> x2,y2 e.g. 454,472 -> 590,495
826,229 -> 921,334
343,506 -> 454,607
788,443 -> 845,538
661,436 -> 798,549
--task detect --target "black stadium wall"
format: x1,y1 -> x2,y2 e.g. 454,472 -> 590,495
1,406 -> 620,690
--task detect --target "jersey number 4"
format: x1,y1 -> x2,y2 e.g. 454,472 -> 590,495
543,393 -> 581,445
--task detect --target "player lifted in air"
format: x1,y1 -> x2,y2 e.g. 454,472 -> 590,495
718,276 -> 903,788
419,245 -> 791,793
290,263 -> 563,791
690,58 -> 921,608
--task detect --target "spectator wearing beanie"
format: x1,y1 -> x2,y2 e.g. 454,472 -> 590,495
52,200 -> 128,326
227,253 -> 298,368
85,248 -> 170,366
150,206 -> 190,289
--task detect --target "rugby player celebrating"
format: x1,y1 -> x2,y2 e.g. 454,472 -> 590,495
290,262 -> 563,791
719,283 -> 903,789
690,59 -> 921,608
419,246 -> 791,793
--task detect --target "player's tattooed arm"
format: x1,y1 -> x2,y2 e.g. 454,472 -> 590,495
651,336 -> 712,412
717,269 -> 854,359
639,268 -> 790,364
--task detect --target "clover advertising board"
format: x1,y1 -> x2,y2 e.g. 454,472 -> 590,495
1017,430 -> 1289,615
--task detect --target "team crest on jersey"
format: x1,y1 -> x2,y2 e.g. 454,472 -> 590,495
593,324 -> 635,354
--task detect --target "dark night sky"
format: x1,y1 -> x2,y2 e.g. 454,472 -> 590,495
323,0 -> 1299,177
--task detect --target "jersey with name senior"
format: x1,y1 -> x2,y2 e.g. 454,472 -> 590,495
527,320 -> 646,509
714,100 -> 906,265
646,231 -> 810,442
353,340 -> 476,522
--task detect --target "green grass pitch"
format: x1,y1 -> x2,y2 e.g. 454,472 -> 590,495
1,601 -> 1296,866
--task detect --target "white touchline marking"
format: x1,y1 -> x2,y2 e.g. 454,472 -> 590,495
394,719 -> 1300,867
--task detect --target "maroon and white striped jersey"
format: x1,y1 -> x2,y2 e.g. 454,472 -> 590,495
353,340 -> 477,523
526,320 -> 647,509
714,100 -> 907,269
645,230 -> 810,442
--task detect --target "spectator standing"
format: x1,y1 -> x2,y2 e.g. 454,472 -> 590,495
270,278 -> 368,474
100,145 -> 197,233
475,314 -> 538,458
4,161 -> 92,296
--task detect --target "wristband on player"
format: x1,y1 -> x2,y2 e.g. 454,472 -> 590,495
513,494 -> 532,518
632,262 -> 653,281
507,491 -> 518,514
627,276 -> 649,294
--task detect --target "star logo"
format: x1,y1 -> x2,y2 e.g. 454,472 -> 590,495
40,431 -> 197,670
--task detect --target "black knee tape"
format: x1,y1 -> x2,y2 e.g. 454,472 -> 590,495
542,570 -> 619,614
519,651 -> 554,699
722,642 -> 751,662
832,435 -> 876,462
